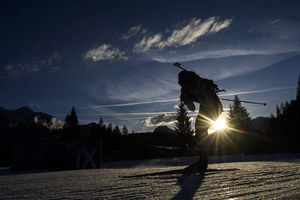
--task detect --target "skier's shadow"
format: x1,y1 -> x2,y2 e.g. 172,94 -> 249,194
172,168 -> 238,199
171,173 -> 204,200
122,168 -> 238,199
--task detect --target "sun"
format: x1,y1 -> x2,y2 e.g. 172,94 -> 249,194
213,118 -> 227,130
208,116 -> 227,134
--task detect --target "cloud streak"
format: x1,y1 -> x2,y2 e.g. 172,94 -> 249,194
133,17 -> 233,53
89,98 -> 179,108
52,111 -> 177,117
152,49 -> 300,63
98,111 -> 178,116
85,44 -> 128,62
84,86 -> 294,110
220,86 -> 295,97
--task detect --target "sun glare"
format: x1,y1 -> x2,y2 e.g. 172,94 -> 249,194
213,118 -> 227,130
208,116 -> 227,134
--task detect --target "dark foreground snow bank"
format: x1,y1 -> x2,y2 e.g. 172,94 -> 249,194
1,154 -> 300,199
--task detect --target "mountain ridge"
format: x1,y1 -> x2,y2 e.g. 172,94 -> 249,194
0,106 -> 63,130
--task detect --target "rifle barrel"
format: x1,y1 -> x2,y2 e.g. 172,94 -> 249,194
220,98 -> 267,106
173,62 -> 188,71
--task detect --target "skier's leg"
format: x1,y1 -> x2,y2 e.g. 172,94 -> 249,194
195,109 -> 210,173
184,100 -> 222,173
184,107 -> 210,173
197,101 -> 222,172
194,103 -> 221,173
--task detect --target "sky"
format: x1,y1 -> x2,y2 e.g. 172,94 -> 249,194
1,0 -> 300,132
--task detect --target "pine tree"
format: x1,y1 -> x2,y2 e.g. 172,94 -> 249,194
98,118 -> 106,130
122,125 -> 128,135
64,106 -> 79,129
297,76 -> 300,101
227,96 -> 251,130
174,101 -> 194,149
269,77 -> 300,140
63,106 -> 79,139
113,125 -> 121,136
276,105 -> 281,118
107,123 -> 113,136
228,104 -> 234,123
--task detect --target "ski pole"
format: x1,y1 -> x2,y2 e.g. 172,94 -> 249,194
220,98 -> 267,106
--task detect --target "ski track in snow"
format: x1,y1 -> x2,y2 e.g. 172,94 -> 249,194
1,154 -> 300,199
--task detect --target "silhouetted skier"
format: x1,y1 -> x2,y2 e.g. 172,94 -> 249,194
177,66 -> 223,173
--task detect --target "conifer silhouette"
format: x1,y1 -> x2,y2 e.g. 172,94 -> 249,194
174,101 -> 194,149
63,106 -> 79,139
227,96 -> 251,130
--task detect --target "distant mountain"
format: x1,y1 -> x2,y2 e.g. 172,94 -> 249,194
153,126 -> 175,134
251,117 -> 271,132
0,106 -> 63,130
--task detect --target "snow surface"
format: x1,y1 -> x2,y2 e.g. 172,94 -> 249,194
1,154 -> 300,199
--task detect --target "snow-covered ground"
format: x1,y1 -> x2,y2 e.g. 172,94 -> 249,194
1,153 -> 300,199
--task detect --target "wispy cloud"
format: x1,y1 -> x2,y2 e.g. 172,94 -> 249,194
85,44 -> 128,62
89,98 -> 179,108
121,25 -> 147,40
220,86 -> 295,97
152,49 -> 300,63
99,111 -> 178,116
210,18 -> 233,33
2,52 -> 61,77
159,17 -> 232,48
87,86 -> 294,110
153,49 -> 300,81
133,17 -> 233,53
144,113 -> 176,127
133,34 -> 162,53
52,111 -> 177,117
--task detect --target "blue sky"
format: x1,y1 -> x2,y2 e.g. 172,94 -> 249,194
1,0 -> 300,132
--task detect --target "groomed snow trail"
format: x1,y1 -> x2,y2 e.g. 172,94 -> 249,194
1,154 -> 300,199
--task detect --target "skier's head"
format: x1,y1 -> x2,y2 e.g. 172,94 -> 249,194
178,70 -> 197,87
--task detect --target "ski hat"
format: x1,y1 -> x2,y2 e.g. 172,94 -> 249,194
178,70 -> 198,87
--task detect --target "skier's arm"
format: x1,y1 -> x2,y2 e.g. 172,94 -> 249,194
180,89 -> 196,111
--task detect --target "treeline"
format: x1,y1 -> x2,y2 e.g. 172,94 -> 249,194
266,76 -> 300,151
1,76 -> 300,166
61,106 -> 130,140
60,108 -> 185,161
0,105 -> 183,165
